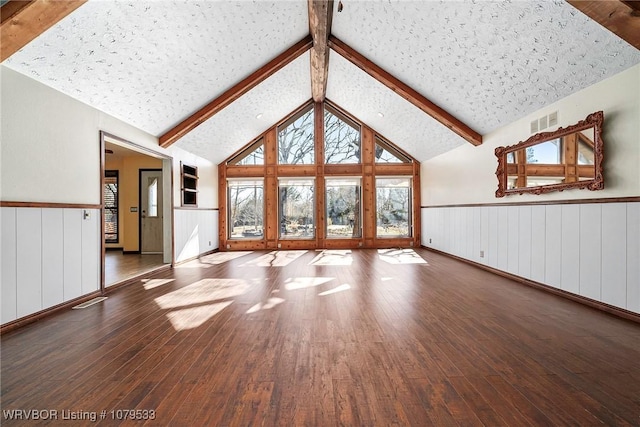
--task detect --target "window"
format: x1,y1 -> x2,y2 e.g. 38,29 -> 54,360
104,171 -> 118,243
279,178 -> 315,239
324,106 -> 360,164
278,107 -> 314,164
326,178 -> 361,238
375,136 -> 411,163
376,177 -> 412,238
148,177 -> 158,217
181,163 -> 198,206
228,179 -> 264,239
229,138 -> 264,166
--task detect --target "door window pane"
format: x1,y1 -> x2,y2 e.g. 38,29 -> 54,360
326,178 -> 361,238
376,178 -> 412,238
228,180 -> 264,239
148,178 -> 158,217
279,179 -> 315,239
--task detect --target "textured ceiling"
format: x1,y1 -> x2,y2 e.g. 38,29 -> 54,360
331,0 -> 640,136
3,0 -> 309,136
2,0 -> 639,164
327,52 -> 467,161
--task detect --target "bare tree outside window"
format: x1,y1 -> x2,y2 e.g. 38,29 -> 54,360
279,180 -> 315,238
228,180 -> 264,239
324,108 -> 360,164
278,108 -> 314,165
376,178 -> 411,238
326,178 -> 361,238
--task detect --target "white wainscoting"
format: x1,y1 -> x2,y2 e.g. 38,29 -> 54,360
421,202 -> 640,314
174,209 -> 219,263
1,207 -> 100,324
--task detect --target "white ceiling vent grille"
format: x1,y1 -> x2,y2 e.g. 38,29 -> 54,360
530,111 -> 559,134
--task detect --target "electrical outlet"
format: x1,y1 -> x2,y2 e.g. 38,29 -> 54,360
277,243 -> 281,248
429,238 -> 432,244
480,250 -> 485,258
226,244 -> 230,249
208,241 -> 211,246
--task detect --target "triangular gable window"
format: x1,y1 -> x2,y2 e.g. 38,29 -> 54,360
324,105 -> 361,164
228,138 -> 264,165
374,136 -> 411,163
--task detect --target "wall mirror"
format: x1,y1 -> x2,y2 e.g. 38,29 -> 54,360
495,111 -> 604,197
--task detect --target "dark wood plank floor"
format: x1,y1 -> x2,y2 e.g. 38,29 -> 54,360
2,248 -> 639,426
105,251 -> 165,286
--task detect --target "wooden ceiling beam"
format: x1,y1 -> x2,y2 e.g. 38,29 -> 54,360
308,0 -> 334,103
567,0 -> 640,50
160,35 -> 313,148
328,36 -> 482,146
1,0 -> 86,62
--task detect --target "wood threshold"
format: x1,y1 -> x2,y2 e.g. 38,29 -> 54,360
328,35 -> 482,147
104,263 -> 172,294
423,246 -> 640,325
160,36 -> 314,148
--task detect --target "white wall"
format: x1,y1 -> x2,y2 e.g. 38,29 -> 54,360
419,65 -> 640,315
1,207 -> 100,324
421,203 -> 640,314
422,64 -> 640,205
1,66 -> 219,324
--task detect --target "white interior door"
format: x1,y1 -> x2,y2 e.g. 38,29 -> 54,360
141,170 -> 163,254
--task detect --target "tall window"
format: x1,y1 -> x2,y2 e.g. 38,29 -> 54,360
279,178 -> 315,239
326,178 -> 361,238
324,106 -> 361,164
278,107 -> 315,165
228,180 -> 264,239
104,171 -> 118,243
376,177 -> 412,238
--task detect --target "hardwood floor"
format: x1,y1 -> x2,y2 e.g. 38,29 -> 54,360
105,250 -> 166,286
2,248 -> 639,426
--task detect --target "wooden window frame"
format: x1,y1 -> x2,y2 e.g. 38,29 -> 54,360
104,170 -> 119,244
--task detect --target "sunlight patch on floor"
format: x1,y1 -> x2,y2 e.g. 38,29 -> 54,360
246,297 -> 286,313
378,248 -> 428,265
154,278 -> 250,309
142,278 -> 175,290
166,301 -> 233,330
240,250 -> 307,267
318,283 -> 351,296
309,250 -> 353,266
284,276 -> 334,290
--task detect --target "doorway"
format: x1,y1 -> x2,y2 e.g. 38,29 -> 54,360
140,169 -> 164,254
101,132 -> 173,289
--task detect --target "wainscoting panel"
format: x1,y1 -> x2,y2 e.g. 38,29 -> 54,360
42,208 -> 65,308
16,208 -> 42,318
174,208 -> 219,263
0,207 -> 101,324
627,203 -> 640,313
63,209 -> 83,301
421,202 -> 640,315
1,208 -> 17,323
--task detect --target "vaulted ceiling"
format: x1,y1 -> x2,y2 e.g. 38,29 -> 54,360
2,0 -> 639,164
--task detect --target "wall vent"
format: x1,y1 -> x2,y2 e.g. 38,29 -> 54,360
531,111 -> 558,134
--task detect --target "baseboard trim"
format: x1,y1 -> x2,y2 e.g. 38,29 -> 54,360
422,246 -> 640,325
122,250 -> 141,255
1,291 -> 103,335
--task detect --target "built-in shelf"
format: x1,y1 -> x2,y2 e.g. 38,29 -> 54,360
181,163 -> 198,206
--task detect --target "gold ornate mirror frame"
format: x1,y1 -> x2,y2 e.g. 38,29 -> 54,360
495,111 -> 604,197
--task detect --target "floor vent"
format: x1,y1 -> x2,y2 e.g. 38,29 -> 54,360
72,297 -> 108,309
